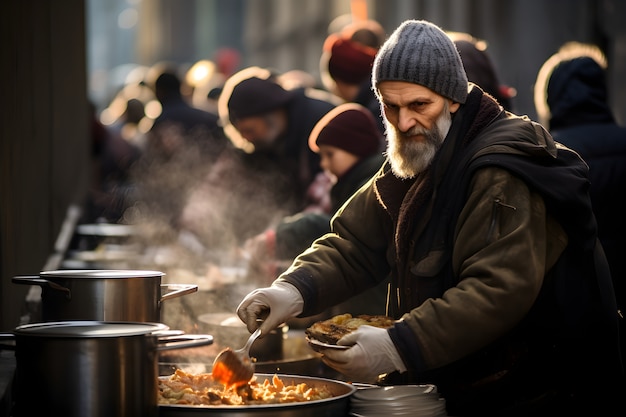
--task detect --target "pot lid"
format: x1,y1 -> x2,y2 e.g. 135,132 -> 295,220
13,321 -> 169,338
40,269 -> 165,279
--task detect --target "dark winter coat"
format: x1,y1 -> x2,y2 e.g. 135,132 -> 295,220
241,88 -> 336,211
279,86 -> 622,415
545,56 -> 626,316
275,153 -> 385,260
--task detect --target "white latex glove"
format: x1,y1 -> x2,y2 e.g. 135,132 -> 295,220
320,325 -> 407,383
236,281 -> 304,335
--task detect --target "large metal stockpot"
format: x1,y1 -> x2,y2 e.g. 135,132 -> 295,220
0,321 -> 214,417
12,269 -> 197,322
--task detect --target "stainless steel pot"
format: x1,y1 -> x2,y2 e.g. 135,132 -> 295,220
0,321 -> 214,417
12,269 -> 197,322
158,373 -> 356,417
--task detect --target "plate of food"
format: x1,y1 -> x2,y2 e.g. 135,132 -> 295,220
305,336 -> 350,351
305,313 -> 396,351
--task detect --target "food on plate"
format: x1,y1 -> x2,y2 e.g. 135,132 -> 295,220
158,369 -> 333,406
305,313 -> 395,345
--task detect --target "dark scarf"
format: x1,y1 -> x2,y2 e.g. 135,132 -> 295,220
374,86 -> 502,314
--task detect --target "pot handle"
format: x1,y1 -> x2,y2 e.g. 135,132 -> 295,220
12,276 -> 71,300
151,329 -> 186,337
160,283 -> 198,302
157,334 -> 213,351
0,334 -> 16,351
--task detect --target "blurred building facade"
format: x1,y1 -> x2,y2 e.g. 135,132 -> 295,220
88,0 -> 626,123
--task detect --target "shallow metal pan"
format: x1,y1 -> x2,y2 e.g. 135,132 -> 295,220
158,373 -> 356,417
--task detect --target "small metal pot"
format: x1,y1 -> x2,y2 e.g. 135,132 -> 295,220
12,269 -> 197,322
0,321 -> 214,417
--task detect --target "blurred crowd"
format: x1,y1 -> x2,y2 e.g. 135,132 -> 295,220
87,17 -> 625,355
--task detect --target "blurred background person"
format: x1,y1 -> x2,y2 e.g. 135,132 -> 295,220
448,32 -> 517,112
109,97 -> 148,150
85,101 -> 141,224
218,66 -> 337,214
186,48 -> 242,115
320,19 -> 386,133
127,65 -> 230,246
171,66 -> 339,255
185,59 -> 221,115
341,18 -> 386,49
146,67 -> 227,161
534,41 -> 626,370
245,103 -> 385,281
326,15 -> 386,49
99,80 -> 156,153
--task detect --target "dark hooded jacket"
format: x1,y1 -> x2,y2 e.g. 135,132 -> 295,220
279,86 -> 622,414
240,88 -> 336,212
276,153 -> 385,260
353,79 -> 385,134
544,56 -> 626,324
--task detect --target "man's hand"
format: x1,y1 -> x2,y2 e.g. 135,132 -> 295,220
320,325 -> 406,383
236,281 -> 304,335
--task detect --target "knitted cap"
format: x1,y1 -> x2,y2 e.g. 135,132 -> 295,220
309,103 -> 382,158
324,34 -> 377,85
227,76 -> 295,123
372,20 -> 468,103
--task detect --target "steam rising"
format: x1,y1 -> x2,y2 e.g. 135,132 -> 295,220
122,129 -> 299,277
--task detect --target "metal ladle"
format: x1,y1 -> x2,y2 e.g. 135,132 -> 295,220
211,327 -> 261,387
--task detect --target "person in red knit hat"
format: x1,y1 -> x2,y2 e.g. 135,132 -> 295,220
320,21 -> 385,133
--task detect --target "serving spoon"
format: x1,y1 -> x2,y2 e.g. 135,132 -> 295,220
211,327 -> 262,387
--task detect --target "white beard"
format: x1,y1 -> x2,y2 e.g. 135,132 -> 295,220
385,107 -> 453,179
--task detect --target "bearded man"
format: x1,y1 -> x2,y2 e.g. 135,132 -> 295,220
235,20 -> 624,415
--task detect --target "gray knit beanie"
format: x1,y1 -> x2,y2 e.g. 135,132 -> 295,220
372,20 -> 468,103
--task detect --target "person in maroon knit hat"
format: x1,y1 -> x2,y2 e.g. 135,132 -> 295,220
320,30 -> 384,133
244,103 -> 385,290
309,102 -> 383,160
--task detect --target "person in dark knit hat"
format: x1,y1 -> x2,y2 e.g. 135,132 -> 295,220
308,102 -> 383,159
226,76 -> 296,125
371,20 -> 469,104
237,20 -> 624,416
217,66 -> 337,214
